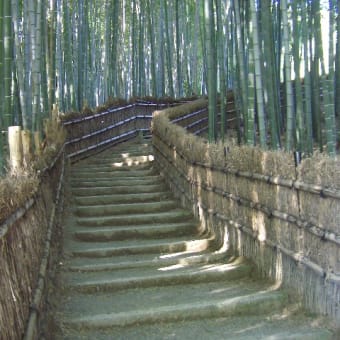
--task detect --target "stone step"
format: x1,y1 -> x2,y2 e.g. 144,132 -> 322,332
62,258 -> 253,293
74,200 -> 180,217
70,176 -> 163,188
67,236 -> 215,258
73,221 -> 201,241
58,279 -> 287,330
73,191 -> 172,205
76,209 -> 194,227
70,167 -> 155,178
81,148 -> 153,163
65,251 -> 229,273
56,315 -> 333,340
72,183 -> 167,196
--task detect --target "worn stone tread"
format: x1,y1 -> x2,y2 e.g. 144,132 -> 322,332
73,191 -> 172,205
74,200 -> 180,217
73,221 -> 201,241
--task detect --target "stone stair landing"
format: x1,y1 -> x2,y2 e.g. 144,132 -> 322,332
49,139 -> 333,339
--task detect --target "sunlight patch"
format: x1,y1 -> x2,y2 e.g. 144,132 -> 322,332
158,264 -> 185,272
112,162 -> 124,167
185,239 -> 209,252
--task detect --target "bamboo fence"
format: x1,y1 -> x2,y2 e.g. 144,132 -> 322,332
152,100 -> 340,326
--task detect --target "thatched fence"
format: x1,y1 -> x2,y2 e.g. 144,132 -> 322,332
0,148 -> 64,340
63,101 -> 174,162
152,99 -> 340,327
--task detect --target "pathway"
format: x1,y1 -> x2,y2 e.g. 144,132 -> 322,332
49,139 -> 332,339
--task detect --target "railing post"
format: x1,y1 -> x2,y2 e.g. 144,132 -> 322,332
21,130 -> 33,167
8,126 -> 23,171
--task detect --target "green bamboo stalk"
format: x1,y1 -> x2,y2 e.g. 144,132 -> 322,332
138,0 -> 145,96
310,0 -> 323,151
47,0 -> 56,113
112,0 -> 120,97
261,0 -> 281,149
182,2 -> 193,96
233,0 -> 248,143
250,0 -> 266,148
131,0 -> 137,97
281,0 -> 295,151
191,1 -> 200,95
158,0 -> 165,97
0,1 -> 3,122
63,0 -> 76,110
103,0 -> 111,101
323,0 -> 336,155
246,6 -> 255,146
199,0 -> 207,94
11,0 -> 28,129
216,0 -> 226,140
0,2 -> 4,173
335,0 -> 340,141
205,0 -> 217,142
164,0 -> 174,97
175,0 -> 182,97
292,1 -> 304,152
302,0 -> 313,154
147,0 -> 157,97
40,0 -> 49,119
33,0 -> 42,131
3,0 -> 13,128
56,0 -> 65,112
77,0 -> 85,108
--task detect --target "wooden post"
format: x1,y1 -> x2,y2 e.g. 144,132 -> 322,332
21,130 -> 33,167
8,126 -> 23,171
52,104 -> 59,121
34,131 -> 42,156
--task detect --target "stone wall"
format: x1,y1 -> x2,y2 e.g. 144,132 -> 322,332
151,101 -> 340,326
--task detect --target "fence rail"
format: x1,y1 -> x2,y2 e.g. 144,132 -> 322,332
62,103 -> 167,161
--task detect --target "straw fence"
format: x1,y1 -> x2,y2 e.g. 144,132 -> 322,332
152,100 -> 340,326
0,148 -> 65,340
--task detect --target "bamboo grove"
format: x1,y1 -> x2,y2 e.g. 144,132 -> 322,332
0,0 -> 339,173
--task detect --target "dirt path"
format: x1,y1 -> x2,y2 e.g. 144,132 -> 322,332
48,139 -> 333,339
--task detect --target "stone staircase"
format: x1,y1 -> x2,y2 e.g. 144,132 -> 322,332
49,139 -> 333,339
